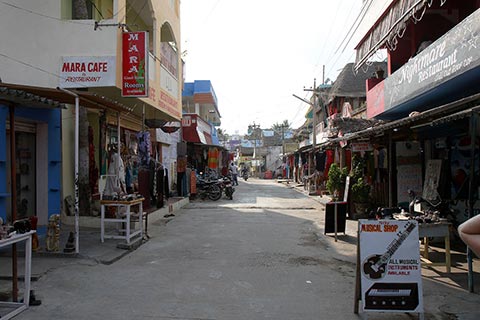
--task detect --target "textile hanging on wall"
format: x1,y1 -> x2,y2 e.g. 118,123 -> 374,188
156,164 -> 165,208
137,131 -> 151,167
324,149 -> 335,178
190,169 -> 197,194
177,156 -> 187,173
208,148 -> 219,169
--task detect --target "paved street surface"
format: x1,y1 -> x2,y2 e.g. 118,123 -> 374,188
3,179 -> 480,319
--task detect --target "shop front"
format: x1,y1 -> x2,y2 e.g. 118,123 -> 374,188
0,86 -> 63,235
181,113 -> 226,196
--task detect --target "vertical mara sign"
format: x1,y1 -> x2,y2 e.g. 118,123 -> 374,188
122,31 -> 148,97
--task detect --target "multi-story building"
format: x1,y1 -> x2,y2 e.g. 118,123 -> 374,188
0,1 -> 182,238
348,1 -> 480,211
181,80 -> 225,178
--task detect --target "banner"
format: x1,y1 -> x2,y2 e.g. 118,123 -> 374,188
122,31 -> 148,97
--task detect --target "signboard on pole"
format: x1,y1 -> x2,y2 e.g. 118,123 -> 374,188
358,219 -> 423,314
122,31 -> 148,97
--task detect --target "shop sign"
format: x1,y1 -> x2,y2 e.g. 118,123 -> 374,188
352,142 -> 373,152
197,117 -> 212,136
358,219 -> 423,313
384,9 -> 480,110
366,80 -> 385,119
122,31 -> 148,97
59,56 -> 115,88
182,115 -> 192,127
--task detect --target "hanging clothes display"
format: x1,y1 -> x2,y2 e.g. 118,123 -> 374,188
208,148 -> 219,169
137,131 -> 151,167
156,163 -> 164,208
164,168 -> 170,199
324,149 -> 335,178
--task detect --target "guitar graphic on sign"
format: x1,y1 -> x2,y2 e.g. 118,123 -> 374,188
362,221 -> 416,280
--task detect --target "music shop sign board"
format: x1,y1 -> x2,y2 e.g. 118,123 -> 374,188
358,219 -> 423,314
122,31 -> 148,97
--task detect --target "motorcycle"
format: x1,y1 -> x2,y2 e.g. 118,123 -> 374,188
196,177 -> 223,201
219,174 -> 235,200
241,169 -> 248,181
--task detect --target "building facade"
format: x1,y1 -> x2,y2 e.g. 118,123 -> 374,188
0,0 -> 182,233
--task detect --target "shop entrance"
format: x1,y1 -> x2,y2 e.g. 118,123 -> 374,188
6,125 -> 36,222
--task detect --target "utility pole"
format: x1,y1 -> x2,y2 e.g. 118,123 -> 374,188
303,79 -> 317,182
293,75 -> 323,190
248,122 -> 261,177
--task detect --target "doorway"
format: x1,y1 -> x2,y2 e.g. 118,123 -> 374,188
6,128 -> 36,222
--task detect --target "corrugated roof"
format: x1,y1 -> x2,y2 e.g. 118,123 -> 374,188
0,83 -> 133,113
0,86 -> 64,109
328,92 -> 480,143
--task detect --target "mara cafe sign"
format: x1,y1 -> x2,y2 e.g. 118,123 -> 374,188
59,56 -> 116,88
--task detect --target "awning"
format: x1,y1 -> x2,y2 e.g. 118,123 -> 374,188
0,86 -> 64,109
354,0 -> 444,72
160,121 -> 181,133
0,83 -> 133,113
327,92 -> 480,143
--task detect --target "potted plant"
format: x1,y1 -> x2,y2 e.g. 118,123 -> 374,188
326,163 -> 348,201
349,154 -> 371,218
351,177 -> 371,203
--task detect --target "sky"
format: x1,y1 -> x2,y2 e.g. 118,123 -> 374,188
180,0 -> 365,135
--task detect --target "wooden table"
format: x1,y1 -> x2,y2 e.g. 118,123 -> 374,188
100,198 -> 144,244
0,230 -> 35,319
418,222 -> 451,273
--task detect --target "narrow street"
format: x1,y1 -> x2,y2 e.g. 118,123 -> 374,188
14,179 -> 479,320
16,179 -> 360,320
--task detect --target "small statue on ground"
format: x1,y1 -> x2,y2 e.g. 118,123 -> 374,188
46,214 -> 60,252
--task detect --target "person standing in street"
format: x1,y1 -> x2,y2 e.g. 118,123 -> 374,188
229,162 -> 239,186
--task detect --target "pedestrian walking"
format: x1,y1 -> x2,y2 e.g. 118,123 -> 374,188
229,162 -> 239,186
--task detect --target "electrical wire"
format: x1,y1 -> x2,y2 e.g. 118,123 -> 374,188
87,0 -> 104,20
0,52 -> 84,87
204,0 -> 222,24
318,0 -> 358,81
131,0 -> 149,27
333,0 -> 373,55
313,0 -> 344,77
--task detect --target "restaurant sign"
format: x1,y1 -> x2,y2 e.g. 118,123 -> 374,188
384,9 -> 480,110
59,56 -> 115,88
122,31 -> 148,97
